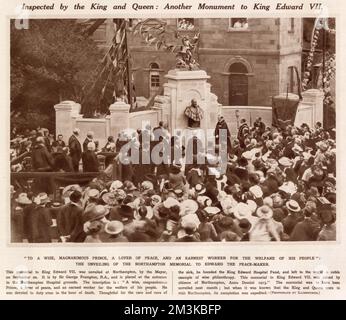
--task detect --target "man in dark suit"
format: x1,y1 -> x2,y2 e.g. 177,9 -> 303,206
56,134 -> 66,147
83,131 -> 94,152
82,142 -> 99,172
290,208 -> 321,241
68,128 -> 82,172
57,190 -> 83,242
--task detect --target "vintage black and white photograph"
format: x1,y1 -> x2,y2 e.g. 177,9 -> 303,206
10,18 -> 336,244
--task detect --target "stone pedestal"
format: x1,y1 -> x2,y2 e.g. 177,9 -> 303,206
301,89 -> 324,124
54,101 -> 81,141
156,69 -> 221,147
295,89 -> 324,128
109,101 -> 131,138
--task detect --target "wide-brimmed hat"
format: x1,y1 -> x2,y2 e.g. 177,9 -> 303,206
150,195 -> 162,206
286,199 -> 301,212
87,188 -> 100,199
163,197 -> 180,209
134,206 -> 154,220
141,180 -> 154,192
194,183 -> 206,195
316,141 -> 329,152
34,192 -> 51,205
15,193 -> 32,205
110,180 -> 123,192
256,205 -> 273,219
263,196 -> 274,208
62,184 -> 82,198
102,192 -> 118,206
249,185 -> 263,198
197,195 -> 212,208
264,158 -> 279,168
202,206 -> 220,216
84,204 -> 109,222
278,157 -> 293,167
113,189 -> 127,202
233,202 -> 252,220
242,150 -> 255,161
181,213 -> 200,229
180,199 -> 198,216
278,181 -> 297,196
105,221 -> 124,235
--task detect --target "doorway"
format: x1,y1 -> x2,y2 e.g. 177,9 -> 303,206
229,62 -> 248,106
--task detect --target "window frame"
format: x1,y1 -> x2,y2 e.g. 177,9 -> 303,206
177,18 -> 196,31
228,18 -> 250,32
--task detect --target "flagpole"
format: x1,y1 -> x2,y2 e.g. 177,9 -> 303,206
124,20 -> 134,112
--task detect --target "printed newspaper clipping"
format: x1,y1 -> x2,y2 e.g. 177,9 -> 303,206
0,0 -> 345,299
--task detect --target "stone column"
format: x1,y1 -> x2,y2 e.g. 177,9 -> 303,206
109,101 -> 131,139
301,89 -> 324,125
54,101 -> 81,142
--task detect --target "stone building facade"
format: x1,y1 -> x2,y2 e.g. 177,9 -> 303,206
94,18 -> 303,107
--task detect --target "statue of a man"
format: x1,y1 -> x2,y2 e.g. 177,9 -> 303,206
184,99 -> 204,128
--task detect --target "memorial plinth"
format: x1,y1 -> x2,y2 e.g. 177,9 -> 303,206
159,69 -> 221,137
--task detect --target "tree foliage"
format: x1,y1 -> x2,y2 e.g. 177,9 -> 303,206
11,19 -> 102,131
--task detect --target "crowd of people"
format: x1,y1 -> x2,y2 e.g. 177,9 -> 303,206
10,116 -> 336,243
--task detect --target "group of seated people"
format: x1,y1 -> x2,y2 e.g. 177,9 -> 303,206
10,119 -> 336,243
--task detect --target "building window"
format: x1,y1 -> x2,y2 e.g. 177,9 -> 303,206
150,74 -> 160,87
289,18 -> 294,33
149,63 -> 160,96
177,18 -> 195,30
229,18 -> 249,30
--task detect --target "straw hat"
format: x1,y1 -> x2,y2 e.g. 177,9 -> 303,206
84,204 -> 109,222
256,205 -> 273,219
286,199 -> 301,212
87,188 -> 100,199
62,184 -> 82,198
249,185 -> 263,198
34,193 -> 51,205
203,206 -> 221,216
105,221 -> 124,235
233,202 -> 252,220
180,199 -> 199,216
163,197 -> 180,209
181,213 -> 200,229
